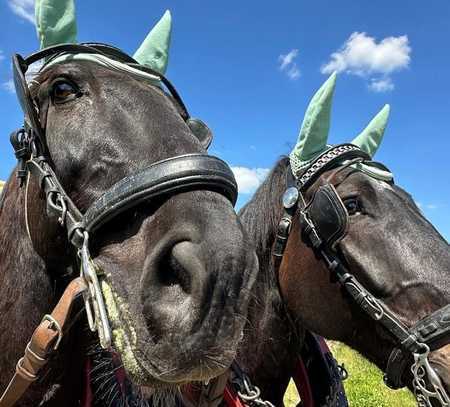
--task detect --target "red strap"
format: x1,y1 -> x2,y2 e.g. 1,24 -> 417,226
293,357 -> 315,407
81,359 -> 93,407
223,385 -> 246,407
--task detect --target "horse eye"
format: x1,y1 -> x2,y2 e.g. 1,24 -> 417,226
343,198 -> 361,215
51,80 -> 79,104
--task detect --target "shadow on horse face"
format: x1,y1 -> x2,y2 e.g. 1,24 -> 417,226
279,166 -> 450,393
29,61 -> 258,386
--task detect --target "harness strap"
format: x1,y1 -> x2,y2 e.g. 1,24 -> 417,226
83,154 -> 238,235
0,278 -> 87,407
384,303 -> 450,388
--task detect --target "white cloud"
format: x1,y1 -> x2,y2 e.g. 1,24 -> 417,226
321,32 -> 411,92
3,79 -> 15,94
279,49 -> 298,70
287,64 -> 300,80
8,0 -> 35,24
231,167 -> 270,194
369,77 -> 394,93
278,49 -> 301,80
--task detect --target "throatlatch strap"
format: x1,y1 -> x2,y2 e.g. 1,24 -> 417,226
0,278 -> 87,407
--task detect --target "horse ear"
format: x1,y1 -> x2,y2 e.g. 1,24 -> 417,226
35,0 -> 77,49
133,10 -> 172,75
351,104 -> 390,157
290,72 -> 337,170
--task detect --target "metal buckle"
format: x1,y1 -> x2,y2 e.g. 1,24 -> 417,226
41,314 -> 63,350
411,344 -> 450,407
80,232 -> 112,349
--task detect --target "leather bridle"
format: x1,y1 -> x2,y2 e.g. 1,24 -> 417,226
1,43 -> 238,406
273,144 -> 450,406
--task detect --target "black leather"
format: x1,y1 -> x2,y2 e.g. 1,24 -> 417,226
304,184 -> 348,248
82,154 -> 238,234
412,304 -> 450,349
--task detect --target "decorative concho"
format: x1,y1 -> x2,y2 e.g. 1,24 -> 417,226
282,187 -> 299,209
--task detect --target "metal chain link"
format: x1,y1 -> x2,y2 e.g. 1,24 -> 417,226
411,345 -> 450,407
230,363 -> 275,407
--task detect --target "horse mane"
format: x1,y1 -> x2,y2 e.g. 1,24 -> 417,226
238,157 -> 289,272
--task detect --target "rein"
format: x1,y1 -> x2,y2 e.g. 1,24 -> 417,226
1,43 -> 239,407
273,143 -> 450,406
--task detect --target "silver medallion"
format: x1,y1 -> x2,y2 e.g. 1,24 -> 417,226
282,187 -> 299,209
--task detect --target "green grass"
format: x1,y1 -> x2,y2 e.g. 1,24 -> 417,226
284,342 -> 415,407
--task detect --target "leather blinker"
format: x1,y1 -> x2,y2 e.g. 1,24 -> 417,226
303,184 -> 348,249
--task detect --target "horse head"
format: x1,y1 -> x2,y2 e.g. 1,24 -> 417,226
1,1 -> 257,398
277,73 -> 450,404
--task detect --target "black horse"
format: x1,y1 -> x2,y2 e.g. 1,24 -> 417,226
0,43 -> 258,406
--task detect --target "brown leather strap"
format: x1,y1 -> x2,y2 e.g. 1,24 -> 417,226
0,278 -> 87,407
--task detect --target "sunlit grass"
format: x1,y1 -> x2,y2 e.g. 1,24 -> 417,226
284,342 -> 415,407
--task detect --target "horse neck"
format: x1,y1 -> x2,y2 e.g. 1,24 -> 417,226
0,173 -> 83,405
237,158 -> 302,401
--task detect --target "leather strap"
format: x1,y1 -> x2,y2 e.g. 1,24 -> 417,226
83,154 -> 238,234
384,304 -> 450,388
0,278 -> 87,407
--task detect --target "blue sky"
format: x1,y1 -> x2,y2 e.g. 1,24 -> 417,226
0,0 -> 449,240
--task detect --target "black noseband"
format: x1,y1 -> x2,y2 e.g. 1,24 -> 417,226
83,154 -> 237,234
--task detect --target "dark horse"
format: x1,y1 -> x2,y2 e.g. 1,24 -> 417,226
0,43 -> 258,407
237,74 -> 450,406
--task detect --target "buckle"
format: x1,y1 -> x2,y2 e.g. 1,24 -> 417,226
80,232 -> 112,349
42,314 -> 63,350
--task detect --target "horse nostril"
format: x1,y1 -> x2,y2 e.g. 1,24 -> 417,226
158,241 -> 200,294
159,250 -> 191,292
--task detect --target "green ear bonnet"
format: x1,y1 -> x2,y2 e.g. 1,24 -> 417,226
289,73 -> 393,182
31,0 -> 212,148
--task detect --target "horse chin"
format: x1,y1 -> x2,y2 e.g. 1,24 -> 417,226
100,279 -> 231,387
